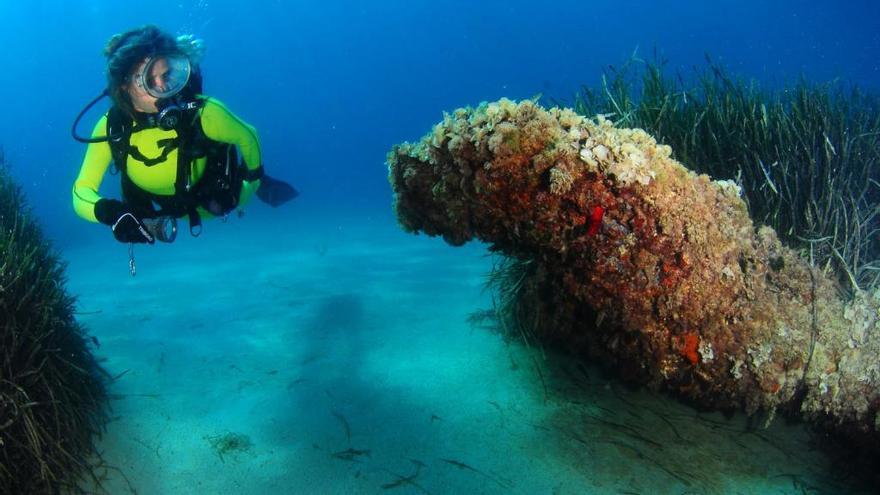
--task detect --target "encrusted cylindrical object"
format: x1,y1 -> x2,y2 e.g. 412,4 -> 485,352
388,98 -> 880,441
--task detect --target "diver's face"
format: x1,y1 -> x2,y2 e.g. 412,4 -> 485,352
125,58 -> 168,114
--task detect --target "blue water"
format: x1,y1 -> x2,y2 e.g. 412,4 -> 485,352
1,0 -> 878,244
2,1 -> 879,493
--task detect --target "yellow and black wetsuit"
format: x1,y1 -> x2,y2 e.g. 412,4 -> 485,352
73,96 -> 262,223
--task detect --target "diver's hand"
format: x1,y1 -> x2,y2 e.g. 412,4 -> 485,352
111,213 -> 155,244
94,199 -> 155,244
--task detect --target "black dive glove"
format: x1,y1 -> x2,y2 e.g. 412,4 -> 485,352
94,199 -> 155,244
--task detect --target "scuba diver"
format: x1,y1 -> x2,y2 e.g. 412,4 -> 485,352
72,25 -> 297,270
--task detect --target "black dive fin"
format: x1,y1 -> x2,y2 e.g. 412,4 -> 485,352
256,174 -> 299,207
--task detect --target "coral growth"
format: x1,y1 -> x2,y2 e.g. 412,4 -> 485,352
387,98 -> 880,460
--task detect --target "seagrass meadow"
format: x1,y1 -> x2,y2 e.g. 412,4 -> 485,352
387,63 -> 880,488
0,152 -> 110,493
571,59 -> 880,296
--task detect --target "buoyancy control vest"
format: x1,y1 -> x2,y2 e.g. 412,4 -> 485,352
105,73 -> 263,234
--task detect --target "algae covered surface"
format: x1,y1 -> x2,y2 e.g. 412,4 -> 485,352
388,96 -> 880,475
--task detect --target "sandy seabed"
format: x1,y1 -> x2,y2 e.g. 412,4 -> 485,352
65,208 -> 857,495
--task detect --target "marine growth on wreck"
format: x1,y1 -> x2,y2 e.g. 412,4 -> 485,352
387,98 -> 880,458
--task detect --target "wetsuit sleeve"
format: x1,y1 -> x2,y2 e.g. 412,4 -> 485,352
72,115 -> 113,223
200,97 -> 262,170
199,97 -> 262,206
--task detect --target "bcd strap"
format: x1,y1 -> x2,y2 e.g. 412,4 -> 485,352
172,105 -> 204,236
106,106 -> 132,174
127,138 -> 179,167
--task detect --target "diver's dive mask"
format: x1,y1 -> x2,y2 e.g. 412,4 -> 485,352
138,54 -> 195,131
134,54 -> 192,99
72,53 -> 196,142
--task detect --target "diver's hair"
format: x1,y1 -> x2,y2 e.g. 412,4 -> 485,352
104,25 -> 205,117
